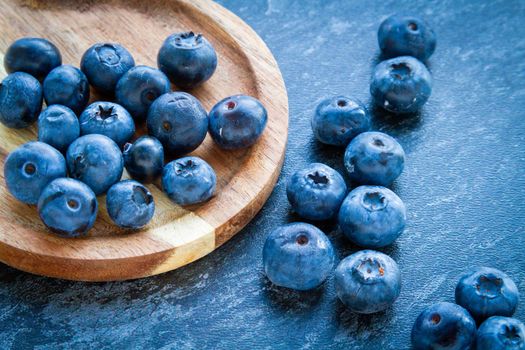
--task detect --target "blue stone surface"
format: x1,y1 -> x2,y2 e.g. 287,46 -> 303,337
0,1 -> 524,348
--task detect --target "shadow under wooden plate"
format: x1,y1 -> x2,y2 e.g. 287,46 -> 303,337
0,0 -> 288,281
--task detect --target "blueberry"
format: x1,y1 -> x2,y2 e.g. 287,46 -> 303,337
262,222 -> 335,291
286,163 -> 347,221
476,316 -> 525,350
38,105 -> 80,153
147,92 -> 208,155
370,56 -> 432,114
411,302 -> 476,350
80,43 -> 135,95
4,141 -> 66,204
79,101 -> 135,148
66,134 -> 123,195
208,95 -> 267,150
43,64 -> 90,114
106,180 -> 155,229
123,136 -> 164,183
162,156 -> 216,205
378,15 -> 437,61
115,65 -> 171,121
338,186 -> 406,248
335,250 -> 401,314
0,72 -> 43,128
38,178 -> 97,237
4,37 -> 62,81
344,131 -> 405,186
311,96 -> 371,147
157,31 -> 217,88
455,267 -> 519,322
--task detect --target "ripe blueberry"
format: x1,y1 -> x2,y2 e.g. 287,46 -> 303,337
106,180 -> 155,229
311,96 -> 370,147
43,64 -> 90,114
286,163 -> 347,220
4,141 -> 66,204
476,316 -> 525,350
38,105 -> 80,153
263,222 -> 335,291
0,72 -> 43,128
344,131 -> 405,186
209,95 -> 267,150
157,31 -> 217,88
123,136 -> 164,183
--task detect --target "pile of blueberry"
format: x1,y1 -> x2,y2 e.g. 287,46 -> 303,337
263,14 -> 524,349
0,32 -> 268,236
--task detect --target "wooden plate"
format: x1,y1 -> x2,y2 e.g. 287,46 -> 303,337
0,0 -> 288,281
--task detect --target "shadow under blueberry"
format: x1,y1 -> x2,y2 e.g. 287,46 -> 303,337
369,104 -> 423,137
334,298 -> 396,336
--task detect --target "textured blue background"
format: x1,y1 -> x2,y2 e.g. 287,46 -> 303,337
1,0 -> 525,348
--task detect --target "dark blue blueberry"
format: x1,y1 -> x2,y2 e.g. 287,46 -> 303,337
66,134 -> 123,195
477,316 -> 525,350
311,96 -> 370,147
80,43 -> 135,95
106,180 -> 155,229
455,267 -> 519,323
4,37 -> 62,81
43,64 -> 90,114
208,95 -> 267,150
370,56 -> 432,114
38,178 -> 98,237
79,101 -> 135,148
38,105 -> 80,153
335,250 -> 401,314
0,72 -> 43,128
162,156 -> 216,205
338,186 -> 406,248
123,136 -> 164,183
147,92 -> 208,155
157,32 -> 217,89
344,131 -> 405,186
262,222 -> 335,291
411,302 -> 476,350
286,163 -> 347,221
115,65 -> 171,122
378,15 -> 437,61
4,141 -> 66,204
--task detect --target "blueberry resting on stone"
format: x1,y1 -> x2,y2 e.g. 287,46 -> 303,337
344,131 -> 405,186
378,14 -> 437,61
411,302 -> 476,350
157,31 -> 217,89
80,42 -> 135,95
43,64 -> 90,115
123,136 -> 164,183
208,94 -> 267,150
66,134 -> 124,196
311,96 -> 370,147
162,156 -> 216,205
455,267 -> 519,323
38,105 -> 80,153
106,180 -> 155,229
263,222 -> 335,291
335,250 -> 401,314
4,141 -> 66,205
4,37 -> 62,81
79,101 -> 135,148
0,72 -> 43,128
147,92 -> 208,155
370,56 -> 432,114
476,316 -> 525,350
115,65 -> 171,122
38,178 -> 98,237
286,163 -> 347,220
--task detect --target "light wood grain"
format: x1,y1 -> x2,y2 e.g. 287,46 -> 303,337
0,0 -> 288,281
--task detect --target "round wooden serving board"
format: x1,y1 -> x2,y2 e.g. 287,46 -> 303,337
0,0 -> 288,281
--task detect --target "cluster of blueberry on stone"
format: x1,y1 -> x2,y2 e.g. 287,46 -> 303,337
0,32 -> 268,237
263,14 -> 524,349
